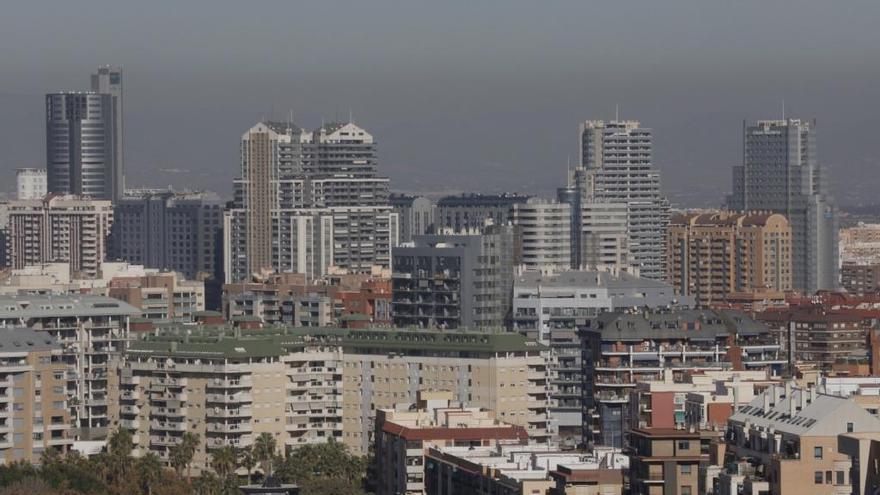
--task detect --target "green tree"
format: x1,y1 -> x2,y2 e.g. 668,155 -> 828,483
209,446 -> 236,479
276,441 -> 367,495
238,446 -> 256,484
135,452 -> 164,495
169,432 -> 199,482
252,433 -> 277,478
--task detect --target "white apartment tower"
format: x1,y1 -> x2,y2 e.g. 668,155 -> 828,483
574,120 -> 670,280
510,198 -> 571,272
16,168 -> 47,200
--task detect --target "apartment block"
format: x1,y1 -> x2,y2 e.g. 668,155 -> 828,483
841,262 -> 880,294
435,193 -> 530,233
628,427 -> 720,495
0,328 -> 73,464
341,329 -> 552,456
225,121 -> 397,282
15,168 -> 47,200
726,384 -> 880,494
0,294 -> 139,439
5,195 -> 113,278
119,326 -> 345,470
574,120 -> 670,280
223,272 -> 391,326
424,443 -> 626,495
111,189 -> 224,283
667,211 -> 793,307
510,198 -> 572,273
757,310 -> 867,369
374,391 -> 529,495
108,272 -> 205,322
512,270 -> 684,447
580,201 -> 631,272
391,195 -> 436,243
580,309 -> 785,448
392,225 -> 518,329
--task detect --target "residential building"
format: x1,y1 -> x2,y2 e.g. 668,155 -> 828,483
223,272 -> 391,326
15,168 -> 47,200
726,384 -> 880,494
46,91 -> 122,201
667,211 -> 793,307
435,193 -> 530,233
119,326 -> 344,471
574,120 -> 670,280
580,201 -> 631,272
757,310 -> 867,369
374,391 -> 529,495
225,121 -> 397,282
512,270 -> 686,446
424,443 -> 626,495
841,262 -> 880,294
111,189 -> 224,280
0,294 -> 139,440
342,329 -> 552,455
0,328 -> 73,464
839,223 -> 880,265
728,119 -> 838,293
107,272 -> 205,322
511,199 -> 572,272
391,225 -> 519,329
5,195 -> 113,278
628,427 -> 720,495
580,309 -> 785,448
838,432 -> 880,495
391,194 -> 436,243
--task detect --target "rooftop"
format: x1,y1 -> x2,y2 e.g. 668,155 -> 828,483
515,270 -> 672,290
0,295 -> 141,319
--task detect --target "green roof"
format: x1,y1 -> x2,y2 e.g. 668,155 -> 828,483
126,325 -> 545,358
194,310 -> 222,317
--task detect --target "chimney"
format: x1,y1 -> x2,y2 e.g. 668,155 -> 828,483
762,392 -> 770,414
733,386 -> 740,412
784,381 -> 791,399
809,386 -> 817,403
788,387 -> 796,417
770,386 -> 778,407
799,387 -> 807,410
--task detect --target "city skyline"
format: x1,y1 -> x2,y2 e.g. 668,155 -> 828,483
1,1 -> 879,207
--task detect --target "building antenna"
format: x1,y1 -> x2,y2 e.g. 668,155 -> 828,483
615,104 -> 619,122
348,108 -> 354,124
781,100 -> 785,121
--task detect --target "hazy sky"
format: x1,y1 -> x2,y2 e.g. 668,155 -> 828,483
2,1 -> 879,207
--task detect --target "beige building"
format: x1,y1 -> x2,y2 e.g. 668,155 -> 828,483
118,326 -> 345,471
113,325 -> 551,471
108,272 -> 204,322
0,328 -> 73,464
726,384 -> 880,495
5,195 -> 113,278
0,294 -> 139,440
342,329 -> 552,455
374,391 -> 529,495
667,211 -> 792,307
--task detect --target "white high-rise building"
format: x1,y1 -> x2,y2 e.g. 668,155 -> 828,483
91,65 -> 124,198
510,198 -> 571,272
580,201 -> 631,271
225,121 -> 397,282
574,120 -> 669,280
15,168 -> 47,200
5,196 -> 114,278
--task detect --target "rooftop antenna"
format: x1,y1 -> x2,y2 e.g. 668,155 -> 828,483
287,109 -> 294,133
615,104 -> 619,122
349,108 -> 354,124
781,100 -> 785,121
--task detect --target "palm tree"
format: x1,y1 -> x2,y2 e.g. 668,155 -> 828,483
252,433 -> 277,478
135,452 -> 164,495
180,432 -> 200,482
239,446 -> 256,484
210,446 -> 237,479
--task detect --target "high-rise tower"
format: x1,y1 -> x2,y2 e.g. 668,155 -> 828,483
573,120 -> 669,279
728,119 -> 838,292
91,65 -> 124,199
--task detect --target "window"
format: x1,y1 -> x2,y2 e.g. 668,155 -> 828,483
814,446 -> 823,459
681,464 -> 692,475
847,422 -> 854,433
681,486 -> 692,495
837,470 -> 845,486
826,471 -> 832,484
815,471 -> 823,484
677,440 -> 690,450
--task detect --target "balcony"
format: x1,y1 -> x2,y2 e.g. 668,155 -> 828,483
206,422 -> 253,434
206,393 -> 252,404
150,420 -> 187,432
